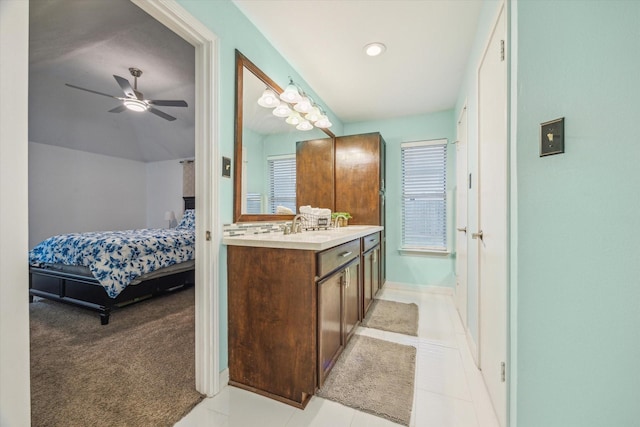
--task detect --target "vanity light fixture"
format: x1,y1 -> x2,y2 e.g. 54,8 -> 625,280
123,98 -> 149,112
272,103 -> 292,118
257,88 -> 280,108
257,76 -> 332,130
364,42 -> 386,57
296,120 -> 313,131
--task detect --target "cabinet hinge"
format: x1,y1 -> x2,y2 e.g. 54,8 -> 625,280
501,362 -> 506,382
500,40 -> 505,61
205,230 -> 211,241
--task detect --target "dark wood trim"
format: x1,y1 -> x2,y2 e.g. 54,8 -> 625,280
233,50 -> 334,223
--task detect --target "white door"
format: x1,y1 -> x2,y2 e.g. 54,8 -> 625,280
455,105 -> 469,328
476,3 -> 508,426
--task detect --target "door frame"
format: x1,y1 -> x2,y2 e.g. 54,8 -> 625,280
476,1 -> 508,425
455,103 -> 469,329
131,0 -> 220,396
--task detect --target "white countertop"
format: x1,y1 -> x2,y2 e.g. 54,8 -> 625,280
223,225 -> 383,251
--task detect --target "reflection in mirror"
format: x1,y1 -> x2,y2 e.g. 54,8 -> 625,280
234,50 -> 334,222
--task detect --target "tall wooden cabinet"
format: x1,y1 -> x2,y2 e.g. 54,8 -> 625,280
296,132 -> 386,286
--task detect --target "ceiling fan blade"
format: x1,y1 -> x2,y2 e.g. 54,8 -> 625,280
113,75 -> 138,99
148,107 -> 176,121
65,83 -> 119,99
148,100 -> 188,107
108,104 -> 127,113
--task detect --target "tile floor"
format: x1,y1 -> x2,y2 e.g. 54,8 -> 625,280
175,285 -> 500,427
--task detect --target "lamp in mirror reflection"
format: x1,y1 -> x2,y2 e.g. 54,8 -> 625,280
257,77 -> 332,130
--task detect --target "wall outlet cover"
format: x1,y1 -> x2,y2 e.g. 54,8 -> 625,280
540,117 -> 564,157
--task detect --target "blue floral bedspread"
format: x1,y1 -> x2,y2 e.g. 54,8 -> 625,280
29,218 -> 195,298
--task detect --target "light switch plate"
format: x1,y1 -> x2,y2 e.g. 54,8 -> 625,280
540,117 -> 564,157
222,156 -> 231,178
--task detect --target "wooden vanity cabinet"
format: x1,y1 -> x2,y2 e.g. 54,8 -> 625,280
228,246 -> 317,408
296,137 -> 335,211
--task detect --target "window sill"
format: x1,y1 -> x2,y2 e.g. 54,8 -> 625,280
398,248 -> 451,256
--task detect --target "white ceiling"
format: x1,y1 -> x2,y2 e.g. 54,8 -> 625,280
29,0 -> 195,163
233,0 -> 483,123
29,0 -> 482,163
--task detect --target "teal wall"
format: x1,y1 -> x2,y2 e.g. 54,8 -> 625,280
176,0 -> 344,371
513,1 -> 640,425
345,111 -> 456,287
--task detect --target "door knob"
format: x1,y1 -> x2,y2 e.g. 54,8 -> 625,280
456,227 -> 467,233
472,230 -> 484,240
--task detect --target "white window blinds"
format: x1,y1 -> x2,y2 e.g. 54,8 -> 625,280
401,139 -> 447,251
268,155 -> 296,214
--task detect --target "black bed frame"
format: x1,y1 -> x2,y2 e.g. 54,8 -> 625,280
29,197 -> 196,325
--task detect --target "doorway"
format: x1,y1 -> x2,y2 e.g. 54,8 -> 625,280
455,104 -> 469,329
476,2 -> 508,426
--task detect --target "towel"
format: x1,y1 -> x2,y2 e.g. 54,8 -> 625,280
276,206 -> 294,215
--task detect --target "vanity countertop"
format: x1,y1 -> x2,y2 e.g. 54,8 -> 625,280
223,225 -> 383,251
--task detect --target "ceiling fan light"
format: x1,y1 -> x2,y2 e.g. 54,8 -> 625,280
280,83 -> 302,104
285,111 -> 302,125
296,120 -> 314,131
294,96 -> 312,113
123,98 -> 148,112
272,103 -> 292,118
305,106 -> 321,122
314,115 -> 332,128
257,88 -> 280,108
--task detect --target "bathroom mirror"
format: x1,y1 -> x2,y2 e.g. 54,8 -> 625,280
234,50 -> 335,222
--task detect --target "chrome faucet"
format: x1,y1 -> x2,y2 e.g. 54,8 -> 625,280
291,214 -> 304,234
333,214 -> 348,229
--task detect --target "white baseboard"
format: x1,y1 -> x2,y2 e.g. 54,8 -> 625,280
383,281 -> 454,296
466,328 -> 480,368
219,368 -> 229,391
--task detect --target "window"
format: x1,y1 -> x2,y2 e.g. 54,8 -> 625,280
401,139 -> 447,251
267,154 -> 296,214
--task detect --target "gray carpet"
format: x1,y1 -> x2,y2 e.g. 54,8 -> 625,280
317,335 -> 417,426
362,299 -> 419,336
30,286 -> 204,427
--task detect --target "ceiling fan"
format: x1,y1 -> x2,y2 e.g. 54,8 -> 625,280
65,67 -> 188,121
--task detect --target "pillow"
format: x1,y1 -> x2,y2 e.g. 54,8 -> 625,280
176,209 -> 195,229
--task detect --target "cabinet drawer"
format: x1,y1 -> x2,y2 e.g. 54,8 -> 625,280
363,232 -> 381,252
317,239 -> 360,278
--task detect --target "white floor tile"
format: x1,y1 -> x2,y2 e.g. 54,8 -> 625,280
176,286 -> 499,427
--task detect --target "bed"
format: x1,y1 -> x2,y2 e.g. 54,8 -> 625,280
29,197 -> 196,325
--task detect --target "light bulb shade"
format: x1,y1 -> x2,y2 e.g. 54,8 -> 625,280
280,83 -> 302,104
296,120 -> 314,131
314,115 -> 332,128
293,96 -> 312,113
272,103 -> 292,118
123,99 -> 148,112
257,88 -> 280,108
285,111 -> 302,125
304,106 -> 321,122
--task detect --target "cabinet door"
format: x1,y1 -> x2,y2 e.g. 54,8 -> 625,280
372,245 -> 381,296
343,259 -> 360,342
317,271 -> 343,387
296,137 -> 334,211
363,249 -> 374,316
335,133 -> 381,225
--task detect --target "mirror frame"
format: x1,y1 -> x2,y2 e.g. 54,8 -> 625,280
233,50 -> 335,222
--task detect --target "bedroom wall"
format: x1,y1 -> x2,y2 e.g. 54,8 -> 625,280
28,142 -> 147,248
146,159 -> 184,229
344,110 -> 457,288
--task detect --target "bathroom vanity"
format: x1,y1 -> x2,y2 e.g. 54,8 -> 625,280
224,225 -> 383,408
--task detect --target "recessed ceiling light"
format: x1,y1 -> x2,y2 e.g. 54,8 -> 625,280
364,42 -> 386,57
